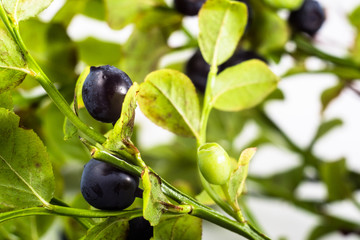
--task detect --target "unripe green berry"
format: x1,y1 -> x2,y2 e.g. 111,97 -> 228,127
198,143 -> 232,185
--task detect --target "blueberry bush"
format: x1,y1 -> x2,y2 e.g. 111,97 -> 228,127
0,0 -> 360,239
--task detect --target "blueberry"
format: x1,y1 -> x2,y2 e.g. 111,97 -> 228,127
80,159 -> 139,210
127,217 -> 153,240
185,49 -> 265,93
185,50 -> 210,93
289,0 -> 325,36
218,49 -> 267,72
82,65 -> 133,124
174,0 -> 206,16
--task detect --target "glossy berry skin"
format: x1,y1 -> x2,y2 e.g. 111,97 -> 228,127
289,0 -> 325,36
174,0 -> 206,16
80,159 -> 139,210
82,65 -> 133,123
185,50 -> 210,93
127,217 -> 153,240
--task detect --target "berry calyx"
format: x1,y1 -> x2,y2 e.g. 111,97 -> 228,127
82,65 -> 133,124
80,159 -> 139,210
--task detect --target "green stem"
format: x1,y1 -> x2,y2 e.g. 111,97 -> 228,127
294,35 -> 359,69
199,65 -> 217,145
200,174 -> 238,220
50,198 -> 94,229
93,147 -> 268,239
221,184 -> 245,222
192,207 -> 270,240
239,198 -> 264,233
0,4 -> 106,145
0,206 -> 143,224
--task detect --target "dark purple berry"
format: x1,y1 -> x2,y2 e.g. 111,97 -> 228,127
218,49 -> 267,72
185,49 -> 266,93
127,217 -> 153,240
289,0 -> 325,36
174,0 -> 206,16
185,50 -> 210,93
80,159 -> 139,210
82,65 -> 133,124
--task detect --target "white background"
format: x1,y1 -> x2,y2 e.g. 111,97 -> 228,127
39,0 -> 360,239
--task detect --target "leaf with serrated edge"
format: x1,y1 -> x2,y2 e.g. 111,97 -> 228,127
84,217 -> 128,240
138,69 -> 200,139
211,60 -> 279,112
104,83 -> 139,151
199,0 -> 247,66
228,148 -> 256,203
2,0 -> 53,23
142,167 -> 170,226
0,108 -> 54,210
0,28 -> 28,93
154,215 -> 202,240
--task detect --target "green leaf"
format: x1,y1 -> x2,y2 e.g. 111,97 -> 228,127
154,215 -> 202,240
2,0 -> 53,23
62,66 -> 90,140
120,27 -> 170,83
53,0 -> 105,26
198,0 -> 247,66
104,0 -> 165,29
0,28 -> 28,93
250,4 -> 289,55
74,66 -> 90,111
84,217 -> 128,240
307,225 -> 336,240
63,102 -> 78,141
138,69 -> 201,138
261,0 -> 303,10
196,185 -> 226,206
320,158 -> 352,201
62,66 -> 91,140
142,167 -> 170,226
349,5 -> 360,29
228,148 -> 256,203
20,19 -> 77,85
0,108 -> 55,210
320,82 -> 345,112
0,91 -> 13,109
207,109 -> 247,142
103,83 -> 139,151
211,60 -> 279,112
44,104 -> 90,164
135,8 -> 182,37
76,38 -> 122,66
312,119 -> 343,143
